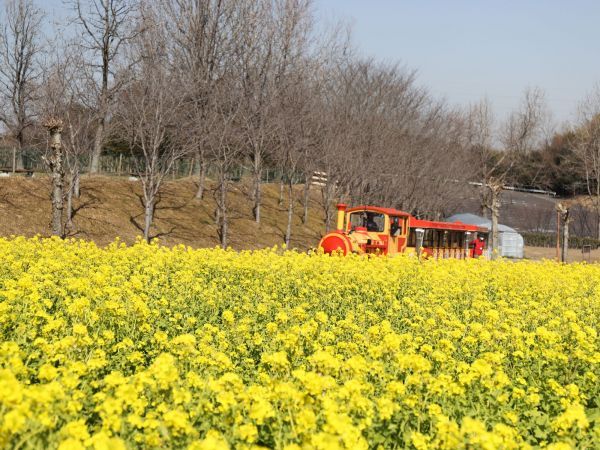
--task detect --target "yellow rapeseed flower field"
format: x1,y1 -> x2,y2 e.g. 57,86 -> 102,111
0,237 -> 599,449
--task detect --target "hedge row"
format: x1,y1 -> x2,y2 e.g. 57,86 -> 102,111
521,232 -> 600,250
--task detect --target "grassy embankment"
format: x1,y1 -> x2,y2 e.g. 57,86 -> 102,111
0,175 -> 326,250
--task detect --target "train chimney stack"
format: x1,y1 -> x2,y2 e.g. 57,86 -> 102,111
336,203 -> 347,231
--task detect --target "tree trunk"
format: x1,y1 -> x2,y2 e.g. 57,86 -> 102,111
214,203 -> 221,226
218,173 -> 228,249
491,206 -> 499,259
196,158 -> 207,199
66,162 -> 81,229
480,182 -> 488,218
253,174 -> 262,224
117,153 -> 123,176
15,136 -> 25,171
51,171 -> 64,237
252,151 -> 262,223
45,122 -> 64,237
74,167 -> 80,198
561,214 -> 569,263
490,186 -> 501,260
285,180 -> 293,247
325,205 -> 332,233
481,204 -> 488,218
596,206 -> 600,240
279,178 -> 285,206
188,157 -> 195,177
89,118 -> 105,174
302,179 -> 310,224
66,176 -> 74,231
558,205 -> 570,263
143,198 -> 154,242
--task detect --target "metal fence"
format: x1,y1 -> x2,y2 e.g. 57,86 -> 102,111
0,147 -> 299,183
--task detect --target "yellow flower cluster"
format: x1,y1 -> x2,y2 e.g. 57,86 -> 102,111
0,236 -> 599,449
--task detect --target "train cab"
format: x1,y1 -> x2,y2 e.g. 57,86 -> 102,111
319,204 -> 410,255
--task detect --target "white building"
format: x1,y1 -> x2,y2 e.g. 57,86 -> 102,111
445,213 -> 524,259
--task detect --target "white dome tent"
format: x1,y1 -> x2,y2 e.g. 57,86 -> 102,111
445,213 -> 524,259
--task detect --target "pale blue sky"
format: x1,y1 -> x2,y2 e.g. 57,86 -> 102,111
315,0 -> 600,125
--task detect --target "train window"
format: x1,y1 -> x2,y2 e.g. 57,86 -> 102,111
441,231 -> 448,247
349,213 -> 363,230
349,212 -> 384,232
390,216 -> 403,236
423,229 -> 434,247
366,213 -> 384,232
450,232 -> 457,248
408,229 -> 416,247
433,230 -> 440,247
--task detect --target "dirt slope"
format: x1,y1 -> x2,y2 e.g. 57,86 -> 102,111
0,175 -> 327,249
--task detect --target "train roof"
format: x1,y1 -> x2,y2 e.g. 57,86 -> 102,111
410,217 -> 487,233
344,205 -> 486,233
346,205 -> 411,217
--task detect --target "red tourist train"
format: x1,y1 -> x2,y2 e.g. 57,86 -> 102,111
318,204 -> 488,258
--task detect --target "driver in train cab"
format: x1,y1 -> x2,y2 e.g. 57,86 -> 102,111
366,213 -> 379,232
390,218 -> 401,237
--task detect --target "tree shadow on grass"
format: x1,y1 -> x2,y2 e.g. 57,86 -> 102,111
128,191 -> 185,241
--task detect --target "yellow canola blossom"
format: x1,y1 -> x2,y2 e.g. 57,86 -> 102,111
0,236 -> 599,449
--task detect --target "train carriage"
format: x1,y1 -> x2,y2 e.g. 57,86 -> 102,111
319,203 -> 488,258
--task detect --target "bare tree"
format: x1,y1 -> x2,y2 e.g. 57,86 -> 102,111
34,49 -> 76,238
0,0 -> 44,172
465,88 -> 547,257
465,99 -> 495,214
115,13 -> 188,241
315,64 -> 352,231
63,101 -> 95,229
34,44 -> 97,234
161,0 -> 237,199
275,86 -> 306,247
44,118 -> 65,236
464,98 -> 505,256
317,57 -> 466,221
501,87 -> 548,155
296,26 -> 349,227
68,0 -> 138,173
51,50 -> 97,230
206,82 -> 244,248
493,87 -> 548,255
239,0 -> 313,224
238,0 -> 277,224
573,84 -> 600,239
